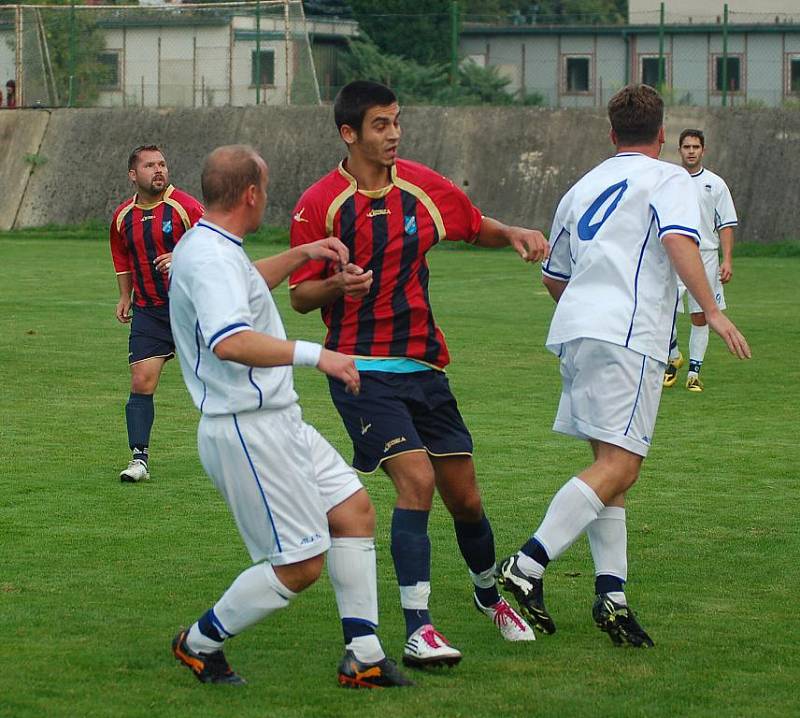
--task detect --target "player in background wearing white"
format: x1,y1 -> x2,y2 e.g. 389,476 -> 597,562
168,145 -> 411,688
497,85 -> 750,647
663,129 -> 738,392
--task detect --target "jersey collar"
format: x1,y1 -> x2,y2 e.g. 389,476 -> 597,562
133,184 -> 175,209
690,167 -> 705,177
337,160 -> 396,199
197,219 -> 243,246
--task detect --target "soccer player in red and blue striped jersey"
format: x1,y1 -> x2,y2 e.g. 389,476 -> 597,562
290,81 -> 549,665
110,145 -> 204,483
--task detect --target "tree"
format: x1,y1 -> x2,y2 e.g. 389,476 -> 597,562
349,0 -> 453,66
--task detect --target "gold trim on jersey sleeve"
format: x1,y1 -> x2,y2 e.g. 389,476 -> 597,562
115,198 -> 137,233
326,164 -> 359,236
164,195 -> 192,230
390,165 -> 447,240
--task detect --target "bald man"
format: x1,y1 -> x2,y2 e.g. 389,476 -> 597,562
167,145 -> 411,689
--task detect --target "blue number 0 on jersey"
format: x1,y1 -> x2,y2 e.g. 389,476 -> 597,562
576,180 -> 628,241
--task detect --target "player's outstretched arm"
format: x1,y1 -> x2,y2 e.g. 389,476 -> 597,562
475,217 -> 549,263
317,348 -> 360,395
663,233 -> 751,360
290,264 -> 373,314
212,331 -> 360,394
253,237 -> 350,290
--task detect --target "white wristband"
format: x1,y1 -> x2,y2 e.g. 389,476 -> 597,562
293,340 -> 322,367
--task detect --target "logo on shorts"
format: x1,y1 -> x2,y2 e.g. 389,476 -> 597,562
300,532 -> 322,545
360,418 -> 372,435
384,436 -> 407,453
642,435 -> 650,444
404,216 -> 417,235
162,219 -> 173,234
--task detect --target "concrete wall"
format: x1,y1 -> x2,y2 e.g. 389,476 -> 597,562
1,105 -> 798,242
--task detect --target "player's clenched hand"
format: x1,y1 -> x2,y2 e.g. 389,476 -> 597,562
154,252 -> 172,274
719,259 -> 733,284
317,348 -> 360,395
302,237 -> 349,266
707,310 -> 751,360
508,227 -> 549,263
115,296 -> 132,324
337,263 -> 373,299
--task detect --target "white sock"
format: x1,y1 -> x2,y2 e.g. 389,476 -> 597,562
328,537 -> 380,627
689,324 -> 709,369
187,622 -> 224,655
587,506 -> 628,593
399,582 -> 430,610
515,552 -> 546,579
533,477 -> 605,561
212,562 -> 295,636
347,634 -> 385,663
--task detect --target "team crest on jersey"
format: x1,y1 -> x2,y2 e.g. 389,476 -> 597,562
162,219 -> 173,233
404,216 -> 417,235
704,184 -> 712,191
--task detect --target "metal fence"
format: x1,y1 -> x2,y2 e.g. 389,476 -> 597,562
461,4 -> 800,109
2,2 -> 800,110
0,1 -> 323,108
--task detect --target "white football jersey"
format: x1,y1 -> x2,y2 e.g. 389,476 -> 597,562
688,167 -> 738,252
543,152 -> 701,364
169,219 -> 298,416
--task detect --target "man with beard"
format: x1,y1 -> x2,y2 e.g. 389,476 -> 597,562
110,145 -> 204,482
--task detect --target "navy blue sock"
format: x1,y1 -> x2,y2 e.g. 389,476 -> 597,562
454,514 -> 500,607
197,609 -> 225,643
391,508 -> 432,636
126,392 -> 154,456
595,574 -> 625,595
520,537 -> 551,568
341,617 -> 376,644
689,359 -> 703,374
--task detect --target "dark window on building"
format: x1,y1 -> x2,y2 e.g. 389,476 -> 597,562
251,50 -> 275,86
565,56 -> 590,92
791,57 -> 800,93
98,51 -> 120,90
715,56 -> 741,92
641,57 -> 666,87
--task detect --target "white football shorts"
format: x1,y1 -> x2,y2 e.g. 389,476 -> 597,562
553,338 -> 665,457
677,249 -> 726,314
197,404 -> 363,566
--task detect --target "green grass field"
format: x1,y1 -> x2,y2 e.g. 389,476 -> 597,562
1,230 -> 798,718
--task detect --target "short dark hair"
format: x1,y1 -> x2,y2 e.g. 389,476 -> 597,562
201,144 -> 263,210
334,80 -> 397,133
607,84 -> 663,146
128,144 -> 162,171
679,128 -> 705,147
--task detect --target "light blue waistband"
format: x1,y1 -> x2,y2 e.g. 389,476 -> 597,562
354,358 -> 433,373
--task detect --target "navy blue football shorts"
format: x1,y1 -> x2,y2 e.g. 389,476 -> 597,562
128,304 -> 175,365
328,370 -> 473,474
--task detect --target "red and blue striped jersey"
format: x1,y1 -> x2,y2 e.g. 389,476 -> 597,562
289,159 -> 482,369
110,185 -> 204,308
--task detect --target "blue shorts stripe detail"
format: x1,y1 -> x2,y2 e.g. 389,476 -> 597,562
232,414 -> 282,553
208,322 -> 250,349
624,355 -> 648,436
